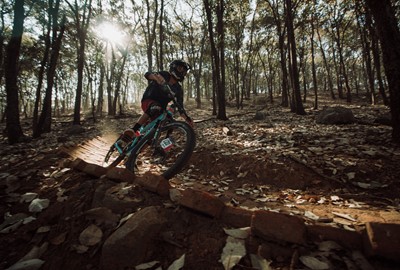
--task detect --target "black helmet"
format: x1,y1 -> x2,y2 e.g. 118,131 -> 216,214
169,60 -> 191,82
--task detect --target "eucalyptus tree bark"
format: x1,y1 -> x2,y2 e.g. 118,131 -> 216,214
366,8 -> 389,105
240,5 -> 257,109
112,48 -> 129,116
0,0 -> 8,88
311,1 -> 319,110
216,0 -> 227,120
285,0 -> 305,115
33,6 -> 51,133
204,0 -> 227,120
366,0 -> 400,143
173,4 -> 206,109
335,27 -> 352,103
106,49 -> 116,115
266,0 -> 289,107
67,0 -> 93,125
34,15 -> 66,138
97,63 -> 105,116
316,24 -> 335,99
5,0 -> 25,144
356,2 -> 375,104
144,0 -> 158,71
328,2 -> 353,102
33,0 -> 64,138
158,0 -> 164,69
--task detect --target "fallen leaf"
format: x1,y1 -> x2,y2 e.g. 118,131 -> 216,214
221,236 -> 246,270
223,227 -> 251,239
18,242 -> 48,262
304,211 -> 320,221
167,254 -> 185,270
250,254 -> 272,270
6,259 -> 45,270
0,220 -> 23,234
299,255 -> 329,270
347,172 -> 356,180
29,198 -> 50,213
332,212 -> 357,222
50,232 -> 67,245
135,261 -> 160,270
73,244 -> 89,254
79,224 -> 103,246
20,193 -> 38,203
318,241 -> 342,252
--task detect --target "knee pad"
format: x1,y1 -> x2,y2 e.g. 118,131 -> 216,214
146,103 -> 162,118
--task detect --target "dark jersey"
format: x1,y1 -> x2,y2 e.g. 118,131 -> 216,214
142,71 -> 184,110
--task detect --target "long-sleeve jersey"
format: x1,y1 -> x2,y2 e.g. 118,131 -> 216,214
142,71 -> 184,110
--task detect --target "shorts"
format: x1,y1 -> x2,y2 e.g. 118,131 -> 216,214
142,99 -> 163,119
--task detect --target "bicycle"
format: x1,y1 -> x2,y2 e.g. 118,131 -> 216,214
103,85 -> 196,180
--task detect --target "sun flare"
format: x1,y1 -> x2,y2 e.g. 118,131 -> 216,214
96,22 -> 126,46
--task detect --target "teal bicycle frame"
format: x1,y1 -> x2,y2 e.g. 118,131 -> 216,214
113,108 -> 174,155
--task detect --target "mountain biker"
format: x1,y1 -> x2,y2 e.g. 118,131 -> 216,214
120,60 -> 194,144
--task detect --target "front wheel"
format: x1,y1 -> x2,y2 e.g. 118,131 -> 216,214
103,144 -> 126,168
125,121 -> 196,179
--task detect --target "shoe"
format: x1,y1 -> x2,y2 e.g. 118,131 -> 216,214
123,129 -> 136,140
118,129 -> 139,149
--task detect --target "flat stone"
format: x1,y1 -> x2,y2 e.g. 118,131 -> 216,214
307,224 -> 363,250
364,222 -> 400,261
101,206 -> 167,269
220,205 -> 253,228
252,210 -> 306,244
135,172 -> 171,196
106,167 -> 135,183
179,189 -> 225,218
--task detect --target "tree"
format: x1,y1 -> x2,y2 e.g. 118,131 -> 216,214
4,0 -> 25,144
67,0 -> 93,125
285,0 -> 305,115
132,0 -> 159,71
33,0 -> 66,137
204,0 -> 227,120
265,0 -> 290,107
365,0 -> 400,143
310,0 -> 319,109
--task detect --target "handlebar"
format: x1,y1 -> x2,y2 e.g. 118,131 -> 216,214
162,84 -> 191,121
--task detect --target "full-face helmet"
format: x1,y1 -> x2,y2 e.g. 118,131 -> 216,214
169,60 -> 191,82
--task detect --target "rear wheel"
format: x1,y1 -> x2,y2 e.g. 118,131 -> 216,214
125,121 -> 195,179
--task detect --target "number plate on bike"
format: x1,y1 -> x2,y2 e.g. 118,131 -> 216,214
160,138 -> 173,151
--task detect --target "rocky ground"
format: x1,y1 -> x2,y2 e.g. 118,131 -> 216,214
0,96 -> 399,270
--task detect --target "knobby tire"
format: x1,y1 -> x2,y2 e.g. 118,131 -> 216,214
125,121 -> 195,179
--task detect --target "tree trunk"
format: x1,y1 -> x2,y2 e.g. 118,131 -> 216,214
366,7 -> 389,105
216,0 -> 227,120
204,0 -> 227,120
34,15 -> 66,137
5,0 -> 24,144
67,0 -> 92,125
97,63 -> 105,116
357,4 -> 375,104
144,0 -> 158,71
316,25 -> 335,99
366,0 -> 400,143
311,1 -> 319,110
113,49 -> 128,115
285,0 -> 305,115
33,0 -> 53,132
158,0 -> 164,69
